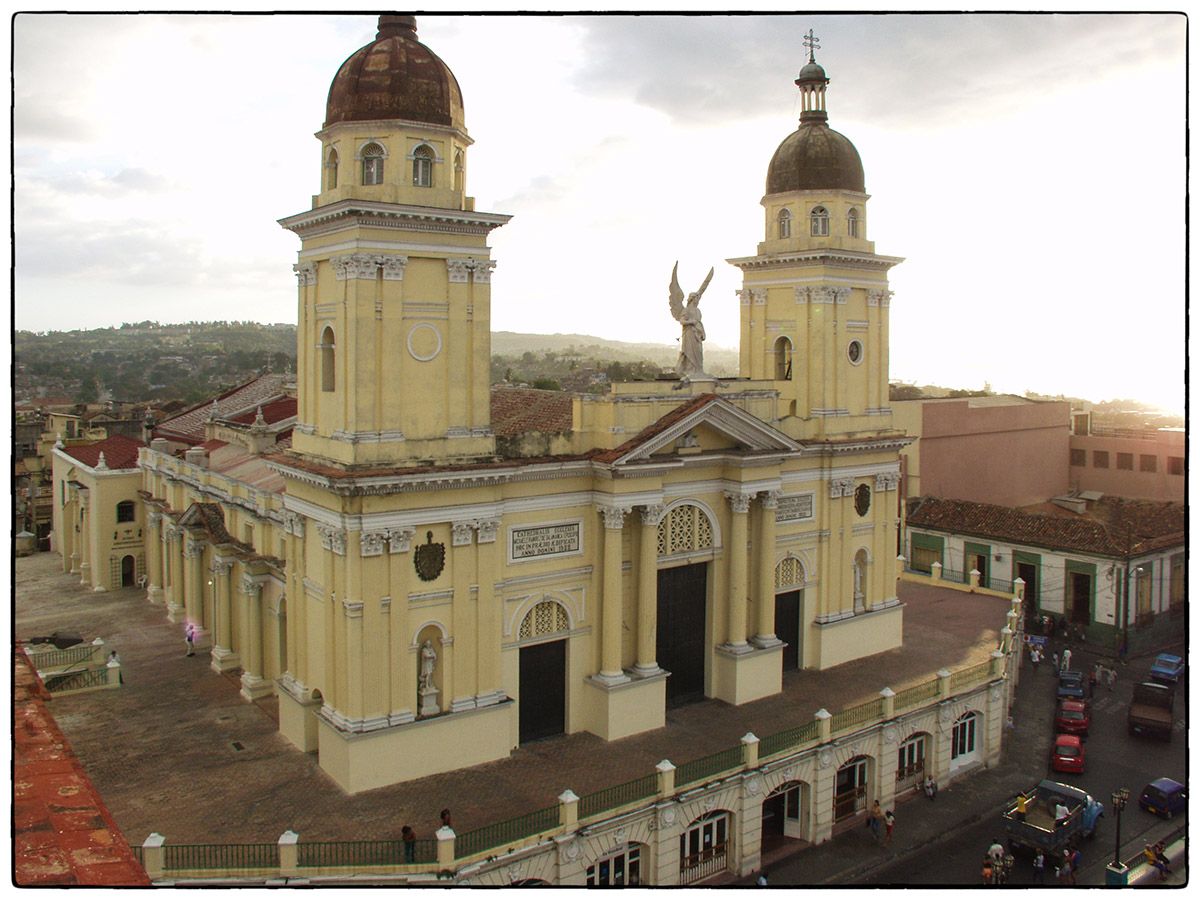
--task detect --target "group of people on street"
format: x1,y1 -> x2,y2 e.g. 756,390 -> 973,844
1143,841 -> 1172,878
867,801 -> 895,846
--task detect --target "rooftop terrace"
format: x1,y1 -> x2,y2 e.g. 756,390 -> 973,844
16,552 -> 1007,850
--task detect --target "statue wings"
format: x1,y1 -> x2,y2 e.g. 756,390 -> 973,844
669,262 -> 715,322
669,262 -> 685,322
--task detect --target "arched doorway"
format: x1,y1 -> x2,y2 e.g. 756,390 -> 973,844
761,780 -> 810,852
121,554 -> 136,587
834,755 -> 872,822
518,600 -> 569,743
586,843 -> 645,886
679,810 -> 731,885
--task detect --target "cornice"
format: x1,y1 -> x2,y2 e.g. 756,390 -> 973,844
278,199 -> 511,238
726,249 -> 904,272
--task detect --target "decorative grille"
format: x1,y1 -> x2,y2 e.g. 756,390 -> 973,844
775,556 -> 805,590
519,600 -> 569,640
658,505 -> 714,556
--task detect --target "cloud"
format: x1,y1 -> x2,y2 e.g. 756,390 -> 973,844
41,168 -> 174,197
572,13 -> 1184,129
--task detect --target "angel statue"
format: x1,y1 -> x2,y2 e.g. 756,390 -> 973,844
669,262 -> 714,378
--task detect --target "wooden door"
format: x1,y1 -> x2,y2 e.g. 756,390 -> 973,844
657,564 -> 707,707
519,639 -> 566,743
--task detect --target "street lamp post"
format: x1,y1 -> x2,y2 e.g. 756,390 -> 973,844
1106,787 -> 1131,885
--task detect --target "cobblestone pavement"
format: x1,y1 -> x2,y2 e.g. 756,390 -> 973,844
16,552 -> 1009,852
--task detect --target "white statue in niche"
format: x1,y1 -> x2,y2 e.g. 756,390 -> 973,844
419,639 -> 437,690
669,261 -> 714,378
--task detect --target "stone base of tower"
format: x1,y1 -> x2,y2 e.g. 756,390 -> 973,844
290,430 -> 497,469
711,643 -> 783,705
581,670 -> 667,741
313,700 -> 514,794
810,601 -> 904,670
278,678 -> 322,752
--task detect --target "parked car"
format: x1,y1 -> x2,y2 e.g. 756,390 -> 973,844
1050,734 -> 1086,774
1056,671 -> 1086,700
1149,653 -> 1184,685
1055,699 -> 1091,737
1139,778 -> 1186,819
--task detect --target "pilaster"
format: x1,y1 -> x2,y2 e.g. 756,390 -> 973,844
594,505 -> 631,685
634,504 -> 665,675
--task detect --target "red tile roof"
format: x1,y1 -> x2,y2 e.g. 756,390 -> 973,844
490,387 -> 573,436
227,396 -> 298,427
906,495 -> 1184,557
58,434 -> 144,471
13,649 -> 149,886
153,374 -> 288,445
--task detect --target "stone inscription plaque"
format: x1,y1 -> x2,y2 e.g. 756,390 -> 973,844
776,494 -> 814,523
511,523 -> 580,560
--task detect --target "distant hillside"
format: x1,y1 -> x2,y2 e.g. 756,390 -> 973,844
492,331 -> 739,376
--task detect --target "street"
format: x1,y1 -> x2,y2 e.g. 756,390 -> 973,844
860,641 -> 1187,886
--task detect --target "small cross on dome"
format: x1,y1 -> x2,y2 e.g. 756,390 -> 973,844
803,28 -> 821,63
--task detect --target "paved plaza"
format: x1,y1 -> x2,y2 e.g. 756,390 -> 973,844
16,552 -> 1008,850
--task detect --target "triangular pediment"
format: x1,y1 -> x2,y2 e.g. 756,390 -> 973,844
613,396 -> 801,466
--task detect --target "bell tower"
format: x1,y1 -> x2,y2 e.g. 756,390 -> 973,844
728,33 -> 902,441
280,15 -> 510,467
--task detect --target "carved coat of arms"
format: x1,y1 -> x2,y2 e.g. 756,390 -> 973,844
414,531 -> 445,582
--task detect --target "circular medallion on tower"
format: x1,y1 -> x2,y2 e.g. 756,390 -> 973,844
325,15 -> 466,131
765,32 -> 865,195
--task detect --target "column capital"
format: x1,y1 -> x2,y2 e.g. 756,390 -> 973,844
451,522 -> 475,546
446,258 -> 473,283
475,518 -> 500,544
724,490 -> 753,514
597,505 -> 631,530
240,575 -> 263,596
759,489 -> 782,510
379,254 -> 408,281
640,503 -> 666,526
829,477 -> 854,499
867,289 -> 893,308
387,527 -> 415,553
317,524 -> 346,556
211,558 -> 233,576
361,531 -> 387,557
471,259 -> 498,283
293,261 -> 317,286
875,471 -> 899,492
282,510 -> 305,537
332,252 -> 379,281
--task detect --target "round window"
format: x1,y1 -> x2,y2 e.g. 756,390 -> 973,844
847,340 -> 863,365
854,484 -> 871,517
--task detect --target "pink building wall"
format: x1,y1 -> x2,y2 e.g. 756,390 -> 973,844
904,399 -> 1071,507
1069,429 -> 1184,502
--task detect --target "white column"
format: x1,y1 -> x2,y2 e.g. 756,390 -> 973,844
723,491 -> 752,650
634,505 -> 665,675
754,491 -> 781,647
596,506 -> 631,684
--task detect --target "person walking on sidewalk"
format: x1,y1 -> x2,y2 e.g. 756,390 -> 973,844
1032,849 -> 1046,884
869,800 -> 884,843
184,622 -> 196,656
1061,647 -> 1072,672
884,809 -> 895,846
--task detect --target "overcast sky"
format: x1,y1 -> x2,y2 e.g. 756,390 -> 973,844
12,10 -> 1186,412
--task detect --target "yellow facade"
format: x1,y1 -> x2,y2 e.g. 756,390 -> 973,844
60,18 -> 913,793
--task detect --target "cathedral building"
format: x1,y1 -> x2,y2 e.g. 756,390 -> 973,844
115,17 -> 910,794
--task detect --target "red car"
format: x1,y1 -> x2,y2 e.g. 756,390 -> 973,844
1055,699 -> 1091,737
1050,734 -> 1086,774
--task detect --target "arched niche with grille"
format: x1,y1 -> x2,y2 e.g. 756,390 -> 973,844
775,556 -> 806,592
657,503 -> 715,557
518,600 -> 570,642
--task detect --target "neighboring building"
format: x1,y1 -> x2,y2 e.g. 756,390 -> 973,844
1069,411 -> 1184,502
905,494 -> 1184,644
893,396 -> 1070,507
51,434 -> 146,592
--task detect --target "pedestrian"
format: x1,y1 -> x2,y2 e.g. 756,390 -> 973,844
1054,801 -> 1070,827
440,808 -> 453,829
1015,793 -> 1027,822
1088,664 -> 1099,696
1152,841 -> 1172,874
1052,651 -> 1060,671
884,809 -> 895,845
184,622 -> 196,656
1118,636 -> 1128,663
1029,646 -> 1040,671
1106,665 -> 1117,690
981,856 -> 995,885
401,825 -> 416,862
923,776 -> 937,800
1061,647 -> 1072,672
869,800 -> 883,842
1143,844 -> 1169,878
756,870 -> 769,887
107,650 -> 123,684
1071,846 -> 1082,882
1032,848 -> 1046,884
1062,848 -> 1076,885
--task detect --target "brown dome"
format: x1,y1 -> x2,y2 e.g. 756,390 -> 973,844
765,123 -> 865,194
324,16 -> 465,131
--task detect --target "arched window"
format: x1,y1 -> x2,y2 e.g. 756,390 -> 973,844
679,811 -> 730,885
810,205 -> 830,237
453,150 -> 464,193
361,143 -> 384,185
319,326 -> 335,392
774,336 -> 793,380
896,733 -> 928,791
951,712 -> 980,769
775,556 -> 806,591
777,207 -> 792,239
518,600 -> 569,642
325,148 -> 339,190
846,207 -> 860,238
412,145 -> 433,187
116,501 -> 136,523
658,504 -> 715,556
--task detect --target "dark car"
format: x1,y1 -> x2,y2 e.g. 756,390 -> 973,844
1139,778 -> 1186,819
1056,671 -> 1086,700
1055,699 -> 1091,737
1149,653 -> 1184,686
